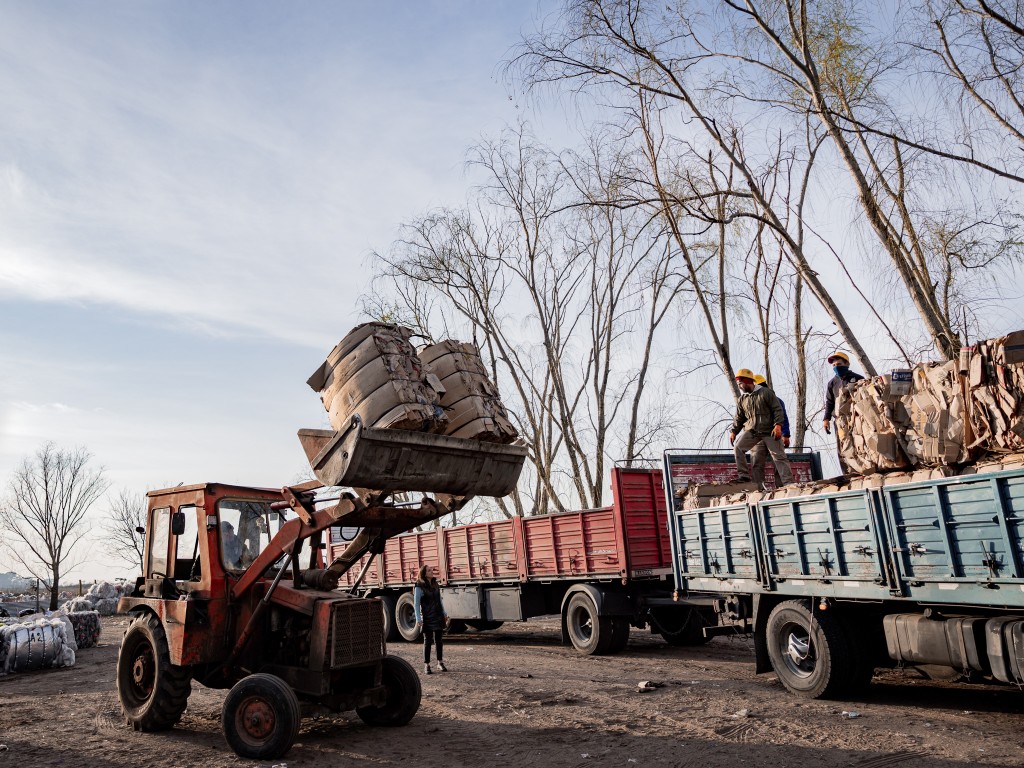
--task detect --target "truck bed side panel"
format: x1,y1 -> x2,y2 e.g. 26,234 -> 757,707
884,471 -> 1024,604
612,468 -> 671,574
523,508 -> 622,578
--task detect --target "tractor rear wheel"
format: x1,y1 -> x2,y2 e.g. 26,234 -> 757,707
395,592 -> 421,642
221,673 -> 301,760
356,656 -> 422,727
117,612 -> 192,731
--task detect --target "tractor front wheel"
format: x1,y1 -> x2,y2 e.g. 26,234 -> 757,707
117,612 -> 192,731
356,656 -> 422,727
221,673 -> 301,760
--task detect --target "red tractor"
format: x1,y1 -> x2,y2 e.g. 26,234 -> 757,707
117,417 -> 525,759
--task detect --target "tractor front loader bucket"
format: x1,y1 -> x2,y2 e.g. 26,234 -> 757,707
298,416 -> 527,497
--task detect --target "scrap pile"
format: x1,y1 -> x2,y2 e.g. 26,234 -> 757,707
61,580 -> 123,617
308,323 -> 518,444
834,331 -> 1024,475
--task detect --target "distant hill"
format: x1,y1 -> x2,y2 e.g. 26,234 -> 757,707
0,572 -> 34,591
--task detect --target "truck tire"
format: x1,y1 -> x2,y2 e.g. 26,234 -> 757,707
395,592 -> 421,642
766,600 -> 852,698
357,656 -> 422,727
117,612 -> 192,731
607,616 -> 631,653
379,594 -> 400,643
565,592 -> 612,655
466,620 -> 503,632
446,619 -> 468,634
650,607 -> 711,646
221,673 -> 301,760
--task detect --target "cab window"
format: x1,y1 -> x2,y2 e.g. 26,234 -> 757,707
148,507 -> 170,576
217,499 -> 283,572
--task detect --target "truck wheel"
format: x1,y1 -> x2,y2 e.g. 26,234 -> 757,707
379,594 -> 400,643
608,616 -> 631,653
117,613 -> 192,731
357,656 -> 422,727
766,600 -> 852,698
651,607 -> 711,646
221,673 -> 301,760
466,620 -> 503,631
395,592 -> 421,642
565,593 -> 611,655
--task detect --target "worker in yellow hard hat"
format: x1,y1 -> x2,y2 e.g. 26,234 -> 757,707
749,374 -> 792,486
822,351 -> 864,435
729,368 -> 793,486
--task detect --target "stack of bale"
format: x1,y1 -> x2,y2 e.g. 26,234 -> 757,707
833,330 -> 1024,475
61,580 -> 122,617
307,323 -> 448,433
965,331 -> 1024,454
420,340 -> 518,443
308,324 -> 519,443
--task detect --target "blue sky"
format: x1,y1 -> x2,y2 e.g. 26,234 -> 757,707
0,1 -> 551,581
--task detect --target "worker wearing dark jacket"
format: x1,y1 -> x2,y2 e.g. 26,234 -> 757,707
729,369 -> 794,486
750,374 -> 791,485
822,351 -> 865,435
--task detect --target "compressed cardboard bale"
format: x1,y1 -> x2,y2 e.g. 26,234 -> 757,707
681,482 -> 760,510
965,335 -> 1024,455
421,340 -> 518,444
834,375 -> 910,475
309,324 -> 447,433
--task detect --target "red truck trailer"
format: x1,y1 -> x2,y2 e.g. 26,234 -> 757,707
330,453 -> 822,654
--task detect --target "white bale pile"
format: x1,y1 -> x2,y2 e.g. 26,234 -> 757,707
61,580 -> 123,616
420,341 -> 518,443
0,617 -> 76,675
307,323 -> 448,433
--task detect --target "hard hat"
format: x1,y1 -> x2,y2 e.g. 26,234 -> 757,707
734,368 -> 755,381
827,351 -> 850,365
753,374 -> 767,385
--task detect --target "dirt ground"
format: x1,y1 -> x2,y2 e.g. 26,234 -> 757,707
2,616 -> 1023,768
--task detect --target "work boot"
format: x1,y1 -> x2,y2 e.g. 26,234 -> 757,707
424,663 -> 432,675
438,660 -> 447,672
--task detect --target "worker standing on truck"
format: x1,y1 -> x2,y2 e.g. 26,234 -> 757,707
729,368 -> 794,486
750,374 -> 791,485
414,565 -> 449,675
822,351 -> 864,436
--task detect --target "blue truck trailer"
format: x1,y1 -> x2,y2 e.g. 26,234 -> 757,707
665,449 -> 1024,698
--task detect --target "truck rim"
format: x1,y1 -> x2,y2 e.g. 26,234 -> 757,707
570,602 -> 594,642
779,622 -> 815,678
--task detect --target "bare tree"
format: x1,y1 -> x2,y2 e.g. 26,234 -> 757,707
373,124 -> 690,509
102,488 -> 147,574
0,443 -> 109,610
